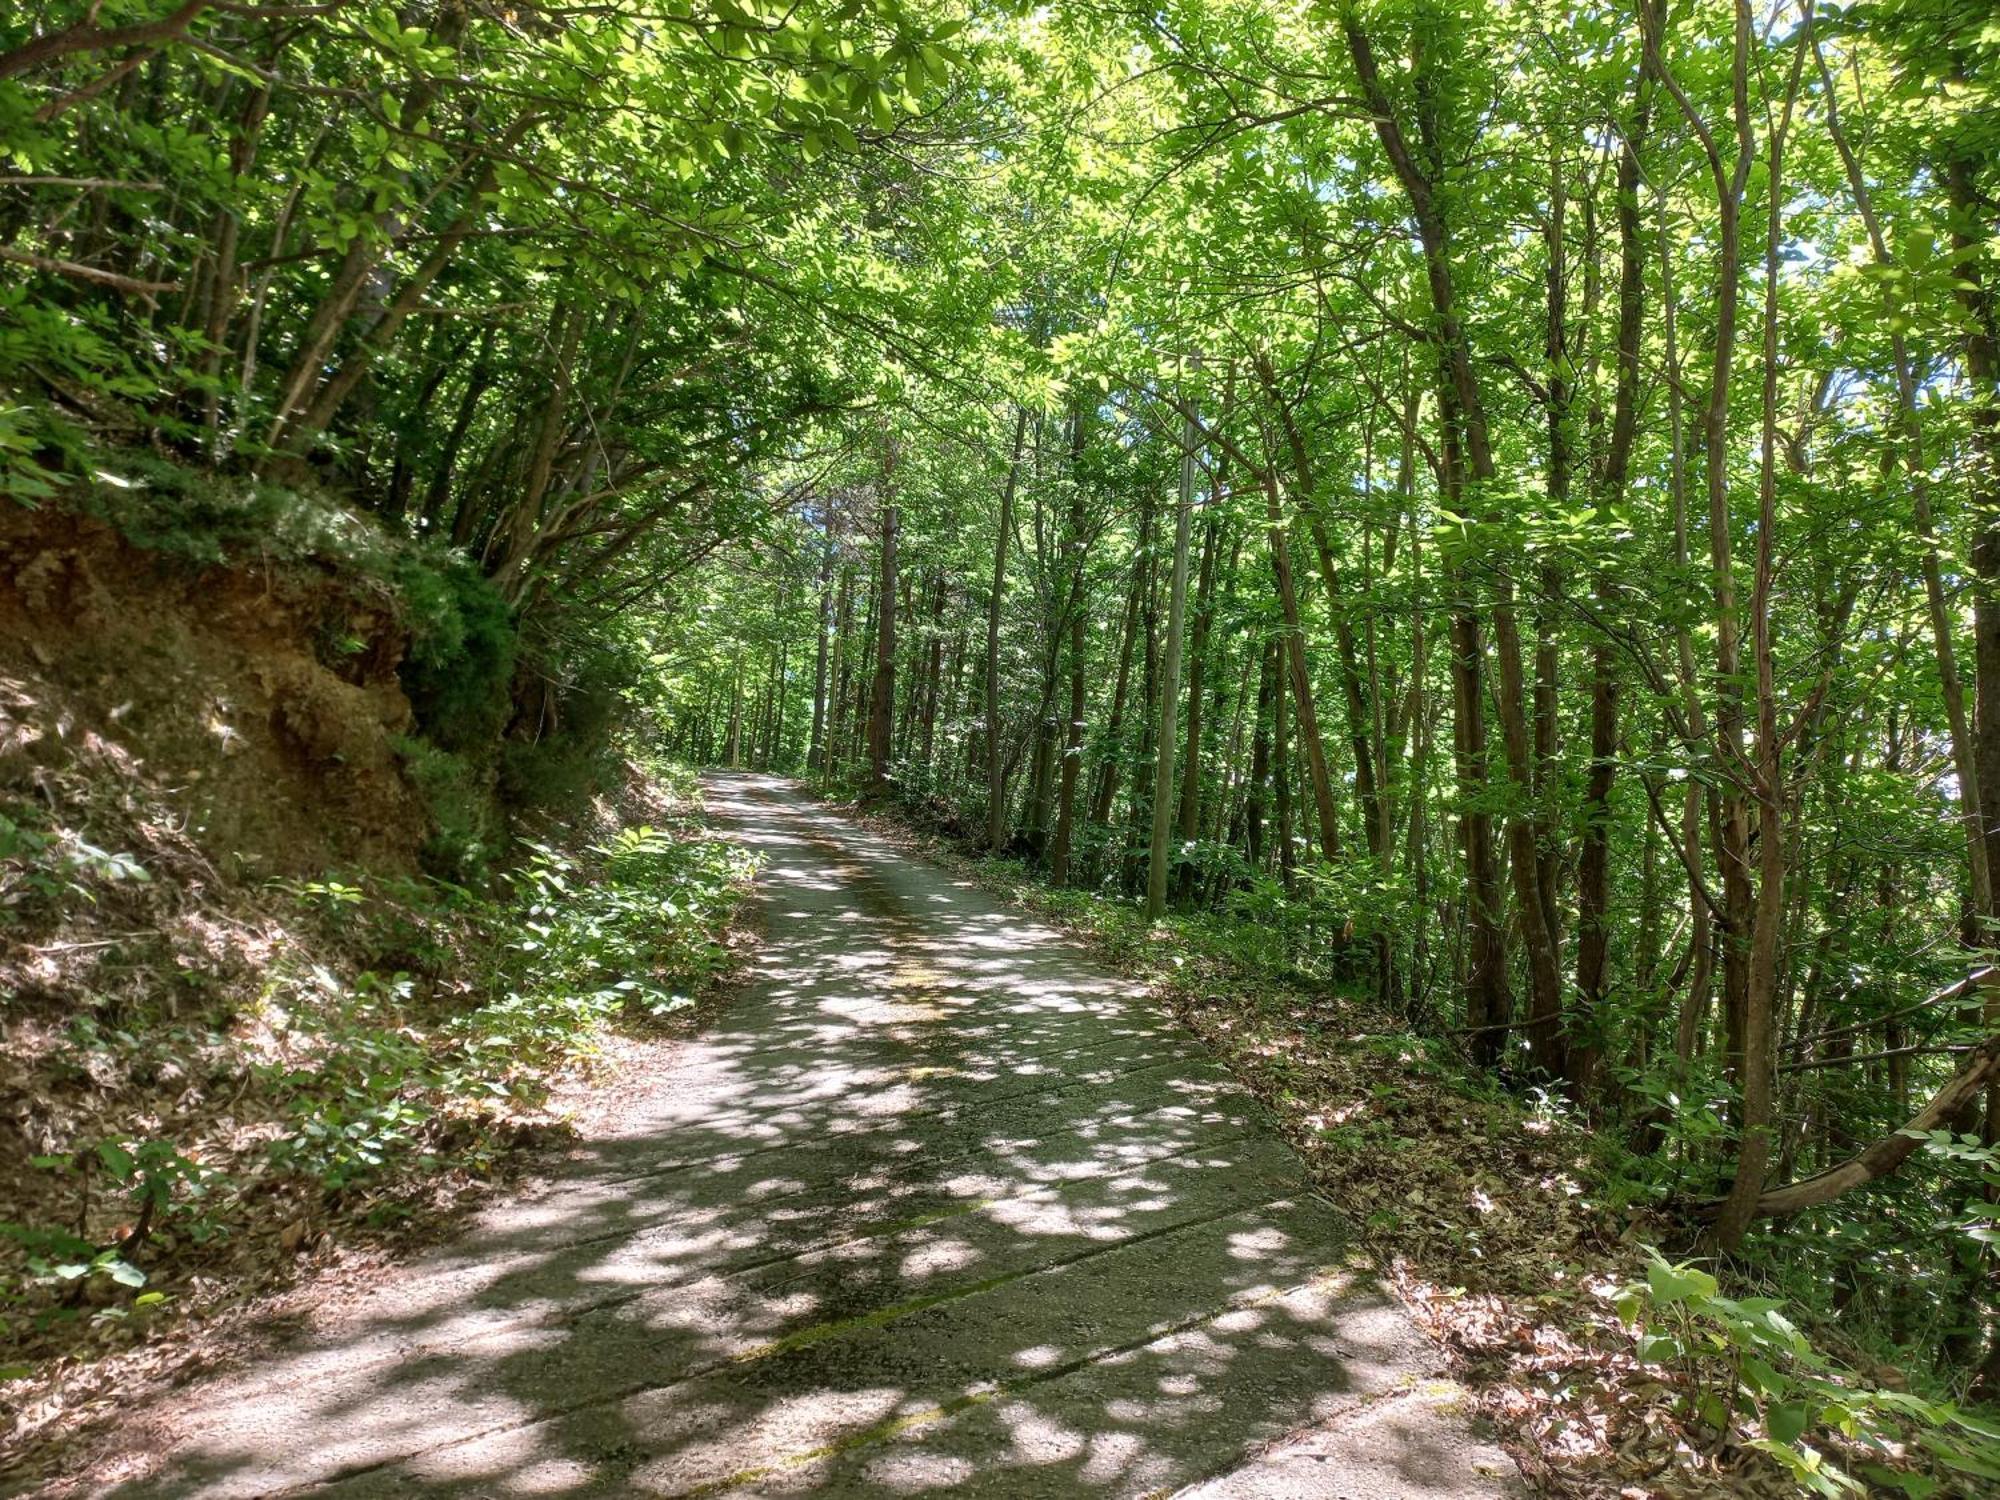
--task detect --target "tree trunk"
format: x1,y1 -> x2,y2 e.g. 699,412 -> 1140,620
1346,14 -> 1523,1063
1090,502 -> 1147,830
1262,470 -> 1341,864
1050,415 -> 1092,885
1247,637 -> 1276,871
1176,511 -> 1222,893
1147,391 -> 1199,921
1273,627 -> 1296,895
1050,600 -> 1088,885
1573,31 -> 1655,1099
1713,16 -> 1803,1251
724,651 -> 744,770
985,410 -> 1029,847
1262,358 -> 1383,865
867,463 -> 899,794
808,534 -> 835,772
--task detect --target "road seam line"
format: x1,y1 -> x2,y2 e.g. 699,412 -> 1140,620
289,1193 -> 1322,1495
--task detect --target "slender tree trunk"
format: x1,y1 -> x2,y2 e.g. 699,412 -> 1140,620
725,651 -> 744,770
831,563 -> 856,777
1247,637 -> 1276,870
1262,469 -> 1341,864
423,332 -> 493,532
1347,15 -> 1523,1063
1175,512 -> 1222,894
918,574 -> 947,771
1263,359 -> 1383,865
808,533 -> 834,773
1714,18 -> 1803,1251
1147,392 -> 1200,921
488,301 -> 583,596
1050,600 -> 1088,885
985,410 -> 1029,847
1050,416 -> 1092,884
867,460 -> 900,795
1273,627 -> 1296,896
1091,504 -> 1147,829
1574,30 -> 1656,1099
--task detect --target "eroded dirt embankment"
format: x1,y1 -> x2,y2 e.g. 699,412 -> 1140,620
1,503 -> 423,908
2,500 -> 437,1169
0,501 -> 444,1466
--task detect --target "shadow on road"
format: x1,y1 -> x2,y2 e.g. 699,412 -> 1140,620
108,773 -> 1514,1499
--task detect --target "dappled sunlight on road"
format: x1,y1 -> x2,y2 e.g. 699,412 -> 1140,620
109,774 -> 1516,1499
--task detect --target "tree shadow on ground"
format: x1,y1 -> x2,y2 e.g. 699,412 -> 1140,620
106,774 -> 1508,1499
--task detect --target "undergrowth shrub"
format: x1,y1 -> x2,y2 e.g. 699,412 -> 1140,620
497,824 -> 749,1026
499,640 -> 630,811
1,790 -> 757,1342
1617,1254 -> 2000,1496
397,555 -> 517,753
259,821 -> 755,1186
0,809 -> 150,929
392,736 -> 502,882
66,456 -> 388,569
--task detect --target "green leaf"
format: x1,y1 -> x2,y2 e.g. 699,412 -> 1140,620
97,1141 -> 136,1178
105,1258 -> 146,1287
1645,1258 -> 1717,1306
1858,1463 -> 1938,1498
1741,1355 -> 1786,1396
1635,1331 -> 1682,1363
1767,1400 -> 1810,1446
1918,1430 -> 2000,1480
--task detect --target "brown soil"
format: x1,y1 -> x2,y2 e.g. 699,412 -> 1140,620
0,503 -> 422,903
1,500 -> 433,1184
0,501 -> 437,1475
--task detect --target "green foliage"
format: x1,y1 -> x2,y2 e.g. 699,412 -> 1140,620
261,813 -> 755,1191
493,825 -> 754,1030
1,0 -> 979,585
94,1139 -> 218,1237
70,457 -> 398,571
8,0 -> 2000,1456
1617,1254 -> 2000,1495
1908,1130 -> 2000,1252
497,642 -> 630,811
0,1220 -> 149,1308
0,810 -> 149,928
3,1138 -> 215,1322
2,780 -> 755,1338
396,557 -> 518,754
392,736 -> 503,883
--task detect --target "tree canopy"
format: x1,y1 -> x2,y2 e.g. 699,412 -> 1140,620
7,0 -> 2000,1439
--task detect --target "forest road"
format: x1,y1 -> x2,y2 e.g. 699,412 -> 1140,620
103,773 -> 1523,1499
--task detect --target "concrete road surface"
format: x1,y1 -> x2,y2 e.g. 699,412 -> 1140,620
106,773 -> 1523,1499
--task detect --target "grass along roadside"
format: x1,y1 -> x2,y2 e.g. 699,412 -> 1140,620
833,796 -> 2000,1499
0,761 -> 757,1483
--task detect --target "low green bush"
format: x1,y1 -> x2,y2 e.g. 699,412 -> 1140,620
396,555 -> 517,754
392,736 -> 503,882
2,785 -> 758,1343
259,812 -> 756,1188
1617,1253 -> 2000,1496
